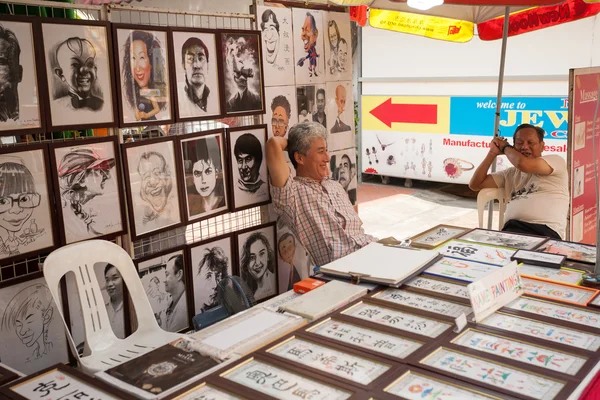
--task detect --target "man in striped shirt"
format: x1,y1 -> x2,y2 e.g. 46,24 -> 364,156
266,121 -> 376,268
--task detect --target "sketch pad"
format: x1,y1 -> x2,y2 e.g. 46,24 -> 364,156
318,243 -> 439,285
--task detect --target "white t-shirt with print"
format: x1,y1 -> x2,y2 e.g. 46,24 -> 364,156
491,154 -> 568,238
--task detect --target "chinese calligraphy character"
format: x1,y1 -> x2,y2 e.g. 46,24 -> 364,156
448,245 -> 477,258
358,308 -> 380,319
272,378 -> 298,391
33,380 -> 70,397
314,353 -> 337,366
246,370 -> 277,385
292,388 -> 321,399
287,346 -> 313,359
335,361 -> 362,376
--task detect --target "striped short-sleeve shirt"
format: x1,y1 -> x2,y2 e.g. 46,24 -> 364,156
271,175 -> 376,266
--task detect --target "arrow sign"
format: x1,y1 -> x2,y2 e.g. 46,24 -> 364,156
370,98 -> 438,128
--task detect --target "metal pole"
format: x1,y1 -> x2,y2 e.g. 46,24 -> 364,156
357,24 -> 363,184
487,6 -> 511,230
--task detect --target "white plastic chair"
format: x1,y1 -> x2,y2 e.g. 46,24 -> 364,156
43,240 -> 184,375
477,188 -> 507,230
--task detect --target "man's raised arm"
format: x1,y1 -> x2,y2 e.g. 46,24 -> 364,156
266,136 -> 291,187
469,138 -> 501,191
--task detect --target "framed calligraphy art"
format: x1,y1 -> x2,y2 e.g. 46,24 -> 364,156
371,288 -> 472,318
589,293 -> 600,308
423,257 -> 500,283
521,277 -> 599,306
0,363 -> 134,400
511,249 -> 565,269
409,225 -> 472,250
518,264 -> 583,286
439,240 -> 515,266
402,275 -> 470,304
458,228 -> 548,250
413,347 -> 573,400
535,239 -> 596,264
169,381 -> 246,400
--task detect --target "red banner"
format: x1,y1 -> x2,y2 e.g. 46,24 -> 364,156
478,0 -> 600,40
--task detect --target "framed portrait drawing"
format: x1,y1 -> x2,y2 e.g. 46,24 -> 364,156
220,30 -> 265,116
329,147 -> 357,205
122,136 -> 183,241
0,16 -> 45,136
257,5 -> 295,87
39,19 -> 117,131
188,234 -> 234,316
326,80 -> 354,152
113,24 -> 173,127
49,136 -> 126,245
135,247 -> 190,333
410,224 -> 472,249
265,85 -> 298,140
228,125 -> 270,211
324,12 -> 352,82
170,28 -> 222,121
458,228 -> 548,250
0,144 -> 57,264
292,8 -> 325,85
0,274 -> 69,376
234,222 -> 278,302
177,129 -> 229,224
297,84 -> 327,128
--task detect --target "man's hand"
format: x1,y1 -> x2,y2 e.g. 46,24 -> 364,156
266,137 -> 291,188
489,137 -> 504,156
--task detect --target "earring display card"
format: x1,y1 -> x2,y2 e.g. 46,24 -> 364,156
511,250 -> 565,269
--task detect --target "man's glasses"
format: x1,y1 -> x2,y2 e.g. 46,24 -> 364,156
0,193 -> 41,213
271,118 -> 287,128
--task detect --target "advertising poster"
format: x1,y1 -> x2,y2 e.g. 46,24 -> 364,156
568,67 -> 600,244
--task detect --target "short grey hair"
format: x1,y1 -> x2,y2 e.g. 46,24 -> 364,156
287,121 -> 327,169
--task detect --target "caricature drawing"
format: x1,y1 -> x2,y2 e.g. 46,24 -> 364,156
196,246 -> 229,312
326,20 -> 340,75
1,284 -> 54,363
137,151 -> 173,224
145,275 -> 167,306
0,161 -> 43,256
0,24 -> 23,122
297,12 -> 319,77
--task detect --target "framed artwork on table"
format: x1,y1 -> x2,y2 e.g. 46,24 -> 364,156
0,16 -> 45,136
371,288 -> 472,318
424,257 -> 500,283
478,312 -> 600,352
0,144 -> 57,265
402,275 -> 470,303
518,264 -> 583,285
511,249 -> 565,269
415,347 -> 572,400
262,335 -> 392,389
122,136 -> 183,241
458,228 -> 548,250
188,234 -> 234,316
521,277 -> 599,306
176,129 -> 230,224
0,363 -> 20,387
135,247 -> 190,333
220,30 -> 265,117
409,224 -> 472,250
169,28 -> 222,122
49,136 -> 126,245
439,240 -> 516,266
39,19 -> 117,131
535,239 -> 596,264
170,381 -> 245,400
228,125 -> 270,211
341,301 -> 452,338
113,24 -> 173,127
234,222 -> 278,302
0,363 -> 134,400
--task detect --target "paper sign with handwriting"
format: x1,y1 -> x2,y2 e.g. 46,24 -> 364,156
468,261 -> 523,322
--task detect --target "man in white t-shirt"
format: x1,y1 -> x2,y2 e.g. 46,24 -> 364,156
469,124 -> 568,239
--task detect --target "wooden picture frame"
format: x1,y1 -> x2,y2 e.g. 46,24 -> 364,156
234,222 -> 278,302
165,379 -> 248,400
134,246 -> 191,333
438,240 -> 516,266
0,143 -> 58,265
227,124 -> 271,211
175,128 -> 231,224
511,249 -> 566,269
0,15 -> 46,136
401,275 -> 471,304
521,276 -> 599,306
458,228 -> 548,250
423,256 -> 501,283
0,363 -> 21,387
48,136 -> 127,245
187,233 -> 236,316
535,239 -> 596,264
0,363 -> 135,400
112,24 -> 174,128
121,136 -> 184,241
219,30 -> 266,117
370,287 -> 472,319
168,27 -> 223,122
409,224 -> 472,249
38,18 -> 118,131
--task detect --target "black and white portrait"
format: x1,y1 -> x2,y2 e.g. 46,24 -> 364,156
293,8 -> 325,85
0,20 -> 42,133
326,80 -> 354,152
41,21 -> 115,129
228,126 -> 270,210
236,224 -> 277,302
257,5 -> 295,87
265,86 -> 297,140
329,148 -> 357,205
0,277 -> 68,375
325,12 -> 352,82
0,146 -> 55,263
123,138 -> 182,239
297,85 -> 326,129
172,30 -> 221,120
179,130 -> 229,222
52,137 -> 125,244
190,235 -> 233,315
221,31 -> 264,115
276,220 -> 313,293
137,249 -> 189,333
115,27 -> 172,125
